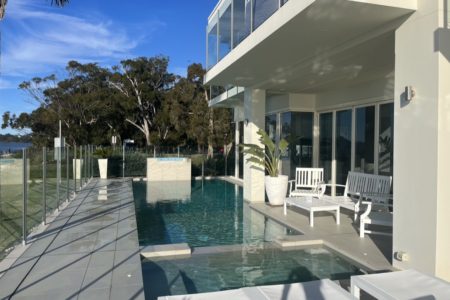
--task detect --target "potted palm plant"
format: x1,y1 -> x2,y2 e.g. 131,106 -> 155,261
240,129 -> 289,205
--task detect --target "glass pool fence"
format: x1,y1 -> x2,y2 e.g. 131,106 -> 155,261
0,145 -> 94,260
92,145 -> 236,179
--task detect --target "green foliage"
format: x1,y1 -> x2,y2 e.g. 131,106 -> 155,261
93,147 -> 112,159
240,129 -> 288,177
3,57 -> 234,154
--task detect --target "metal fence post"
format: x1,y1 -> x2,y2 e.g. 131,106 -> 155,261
42,147 -> 47,225
22,149 -> 28,246
74,145 -> 77,192
80,146 -> 83,187
66,146 -> 69,202
56,147 -> 61,210
84,145 -> 87,184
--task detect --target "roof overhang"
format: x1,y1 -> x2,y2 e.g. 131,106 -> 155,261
205,0 -> 416,94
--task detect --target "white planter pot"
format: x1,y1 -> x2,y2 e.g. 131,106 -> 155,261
265,175 -> 288,206
98,159 -> 108,179
72,159 -> 83,179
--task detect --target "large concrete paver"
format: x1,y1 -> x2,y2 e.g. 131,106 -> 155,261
0,179 -> 144,300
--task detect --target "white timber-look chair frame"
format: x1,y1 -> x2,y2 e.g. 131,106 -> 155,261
288,168 -> 324,198
359,194 -> 393,238
321,172 -> 392,221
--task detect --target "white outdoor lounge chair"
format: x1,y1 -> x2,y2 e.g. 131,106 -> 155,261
158,279 -> 353,299
289,168 -> 324,198
351,269 -> 450,299
359,193 -> 393,238
321,171 -> 392,220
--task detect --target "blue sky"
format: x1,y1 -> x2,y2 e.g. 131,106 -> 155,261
0,0 -> 216,134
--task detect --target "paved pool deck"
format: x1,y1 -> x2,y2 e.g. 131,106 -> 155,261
0,178 -> 144,300
250,202 -> 393,272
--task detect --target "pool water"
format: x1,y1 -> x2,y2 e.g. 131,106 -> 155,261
132,180 -> 300,247
142,246 -> 363,299
134,179 -> 365,300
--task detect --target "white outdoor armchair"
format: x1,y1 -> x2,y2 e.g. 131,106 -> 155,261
359,193 -> 393,238
288,168 -> 325,198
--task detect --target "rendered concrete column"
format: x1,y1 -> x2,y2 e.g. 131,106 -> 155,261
393,0 -> 450,280
243,89 -> 266,202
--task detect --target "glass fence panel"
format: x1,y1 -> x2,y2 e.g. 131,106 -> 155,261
46,149 -> 58,213
233,0 -> 252,47
207,23 -> 218,70
59,147 -> 68,205
219,4 -> 232,60
67,146 -> 75,200
253,0 -> 279,30
26,148 -> 43,236
0,151 -> 24,259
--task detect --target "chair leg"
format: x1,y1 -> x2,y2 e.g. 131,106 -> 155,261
359,221 -> 365,238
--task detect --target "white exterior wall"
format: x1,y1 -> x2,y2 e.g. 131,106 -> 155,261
243,89 -> 266,202
316,77 -> 395,111
394,0 -> 450,280
266,93 -> 316,114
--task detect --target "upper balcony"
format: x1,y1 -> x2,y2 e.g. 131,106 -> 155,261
205,0 -> 417,91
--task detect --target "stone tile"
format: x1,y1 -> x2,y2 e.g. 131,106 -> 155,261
76,287 -> 111,300
110,284 -> 145,300
0,257 -> 39,299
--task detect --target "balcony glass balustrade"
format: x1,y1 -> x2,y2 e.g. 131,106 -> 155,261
207,0 -> 288,70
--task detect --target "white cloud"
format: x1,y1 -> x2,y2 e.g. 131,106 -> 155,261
1,0 -> 162,77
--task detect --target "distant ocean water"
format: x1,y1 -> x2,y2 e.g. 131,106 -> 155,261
0,142 -> 32,153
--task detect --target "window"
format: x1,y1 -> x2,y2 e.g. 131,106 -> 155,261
355,106 -> 375,173
319,113 -> 333,183
265,114 -> 277,141
379,103 -> 394,176
336,110 -> 352,185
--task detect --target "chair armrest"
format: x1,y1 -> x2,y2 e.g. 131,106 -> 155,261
320,184 -> 346,188
288,180 -> 295,193
360,201 -> 373,219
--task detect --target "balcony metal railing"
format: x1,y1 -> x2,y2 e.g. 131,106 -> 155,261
207,0 -> 289,70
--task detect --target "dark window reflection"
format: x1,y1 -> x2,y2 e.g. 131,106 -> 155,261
355,106 -> 375,173
319,113 -> 333,183
379,103 -> 394,176
336,110 -> 352,185
281,112 -> 313,179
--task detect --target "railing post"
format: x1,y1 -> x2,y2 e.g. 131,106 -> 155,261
42,147 -> 47,225
22,148 -> 28,246
122,143 -> 125,179
66,146 -> 69,202
80,146 -> 83,187
56,146 -> 61,210
73,145 -> 77,192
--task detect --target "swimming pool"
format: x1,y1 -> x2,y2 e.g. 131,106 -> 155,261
142,246 -> 363,299
132,180 -> 300,248
133,179 -> 365,299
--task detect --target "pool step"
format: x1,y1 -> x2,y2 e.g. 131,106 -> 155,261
140,243 -> 191,258
274,238 -> 323,248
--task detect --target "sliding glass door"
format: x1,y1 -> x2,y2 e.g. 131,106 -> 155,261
355,106 -> 375,173
318,102 -> 394,188
335,110 -> 352,185
319,113 -> 333,184
379,103 -> 394,176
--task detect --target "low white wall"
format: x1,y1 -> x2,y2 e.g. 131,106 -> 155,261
147,158 -> 191,182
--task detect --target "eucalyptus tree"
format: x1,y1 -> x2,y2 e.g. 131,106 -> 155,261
109,56 -> 176,146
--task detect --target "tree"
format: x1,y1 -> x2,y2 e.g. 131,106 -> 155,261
109,56 -> 176,146
0,0 -> 69,20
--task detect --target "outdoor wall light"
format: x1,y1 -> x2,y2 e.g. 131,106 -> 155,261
245,119 -> 249,126
405,86 -> 416,102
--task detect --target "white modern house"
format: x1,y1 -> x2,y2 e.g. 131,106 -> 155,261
205,0 -> 450,281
